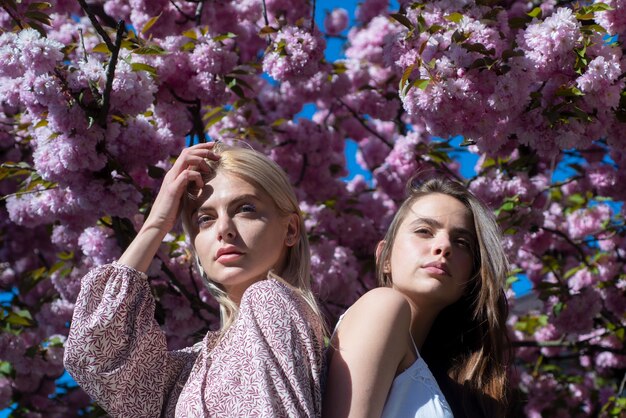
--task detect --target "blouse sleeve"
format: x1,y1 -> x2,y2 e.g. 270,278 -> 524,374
235,279 -> 324,417
63,263 -> 200,417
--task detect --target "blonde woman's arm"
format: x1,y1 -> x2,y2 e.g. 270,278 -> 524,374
119,142 -> 217,272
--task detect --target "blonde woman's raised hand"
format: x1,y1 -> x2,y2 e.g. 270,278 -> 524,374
144,142 -> 218,234
119,142 -> 219,272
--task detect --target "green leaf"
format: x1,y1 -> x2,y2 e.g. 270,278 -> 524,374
48,261 -> 65,275
213,32 -> 237,42
0,361 -> 12,376
131,62 -> 157,76
428,24 -> 444,34
332,62 -> 347,74
411,78 -> 430,90
399,63 -> 416,93
34,119 -> 48,129
182,29 -> 197,40
141,13 -> 162,34
555,86 -> 584,97
91,42 -> 111,54
203,106 -> 225,121
580,24 -> 607,34
451,30 -> 470,43
462,42 -> 495,56
5,311 -> 34,327
57,251 -> 74,261
25,10 -> 51,25
27,2 -> 52,11
460,137 -> 476,146
389,13 -> 414,30
132,45 -> 166,55
259,26 -> 278,35
527,7 -> 542,18
502,49 -> 524,60
445,12 -> 463,23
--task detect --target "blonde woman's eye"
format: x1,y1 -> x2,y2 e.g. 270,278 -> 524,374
414,228 -> 430,235
197,215 -> 214,226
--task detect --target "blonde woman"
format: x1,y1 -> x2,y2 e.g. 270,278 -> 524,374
65,142 -> 325,417
324,177 -> 511,418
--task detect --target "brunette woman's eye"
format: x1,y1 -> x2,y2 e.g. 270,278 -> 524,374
239,203 -> 256,213
456,239 -> 471,249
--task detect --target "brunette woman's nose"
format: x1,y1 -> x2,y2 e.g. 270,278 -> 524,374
432,234 -> 452,257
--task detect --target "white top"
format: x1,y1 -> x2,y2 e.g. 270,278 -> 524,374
333,313 -> 454,418
380,345 -> 454,418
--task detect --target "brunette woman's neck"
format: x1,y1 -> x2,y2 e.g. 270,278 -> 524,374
404,298 -> 441,350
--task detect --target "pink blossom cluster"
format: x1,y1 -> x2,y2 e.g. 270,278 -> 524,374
390,2 -> 626,157
324,9 -> 349,36
263,26 -> 326,82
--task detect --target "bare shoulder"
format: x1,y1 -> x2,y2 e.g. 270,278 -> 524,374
336,287 -> 412,340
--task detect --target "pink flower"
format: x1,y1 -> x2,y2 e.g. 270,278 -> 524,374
566,204 -> 612,240
595,0 -> 626,37
0,377 -> 12,410
263,26 -> 325,81
346,16 -> 400,64
355,0 -> 388,24
110,59 -> 157,115
568,268 -> 597,292
324,8 -> 349,35
15,29 -> 64,75
190,39 -> 238,74
576,56 -> 623,93
78,226 -> 121,265
518,8 -> 581,75
553,289 -> 602,334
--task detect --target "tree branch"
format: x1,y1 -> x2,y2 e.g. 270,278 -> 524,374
513,339 -> 626,355
158,257 -> 219,317
98,20 -> 126,129
310,0 -> 316,32
539,226 -> 591,267
0,4 -> 24,29
77,0 -> 115,51
338,98 -> 393,148
195,1 -> 205,26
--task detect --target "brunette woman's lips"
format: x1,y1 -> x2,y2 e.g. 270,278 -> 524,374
422,261 -> 450,276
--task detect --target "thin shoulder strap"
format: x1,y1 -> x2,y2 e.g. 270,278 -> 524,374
409,332 -> 420,358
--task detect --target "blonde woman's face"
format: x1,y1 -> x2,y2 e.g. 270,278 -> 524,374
388,193 -> 476,310
187,171 -> 297,304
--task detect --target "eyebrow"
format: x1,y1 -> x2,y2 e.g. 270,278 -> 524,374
408,217 -> 476,239
192,193 -> 262,216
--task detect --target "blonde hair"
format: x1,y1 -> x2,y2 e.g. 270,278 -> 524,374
182,143 -> 321,331
376,176 -> 511,416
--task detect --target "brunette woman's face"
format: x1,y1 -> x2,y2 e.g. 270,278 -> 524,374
187,171 -> 297,303
387,193 -> 476,310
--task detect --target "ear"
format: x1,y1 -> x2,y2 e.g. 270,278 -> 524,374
375,240 -> 391,273
284,213 -> 300,247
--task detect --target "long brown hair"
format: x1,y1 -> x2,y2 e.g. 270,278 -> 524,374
376,177 -> 511,417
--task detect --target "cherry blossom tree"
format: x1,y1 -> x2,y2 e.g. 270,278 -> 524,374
0,0 -> 624,416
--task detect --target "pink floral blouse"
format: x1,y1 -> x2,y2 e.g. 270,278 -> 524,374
64,263 -> 324,417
